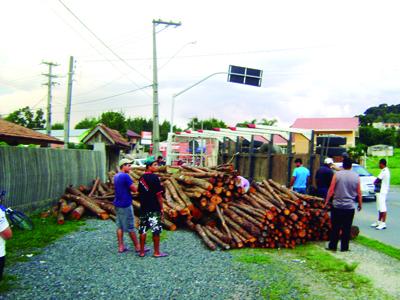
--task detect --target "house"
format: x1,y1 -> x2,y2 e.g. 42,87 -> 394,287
291,117 -> 359,153
372,122 -> 400,130
367,144 -> 393,157
82,124 -> 130,171
0,119 -> 63,146
36,129 -> 89,145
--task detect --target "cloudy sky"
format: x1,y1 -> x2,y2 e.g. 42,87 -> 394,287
1,0 -> 399,130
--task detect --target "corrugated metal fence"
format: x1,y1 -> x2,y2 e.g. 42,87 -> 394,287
0,147 -> 105,211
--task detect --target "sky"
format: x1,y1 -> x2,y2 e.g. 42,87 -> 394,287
1,0 -> 400,130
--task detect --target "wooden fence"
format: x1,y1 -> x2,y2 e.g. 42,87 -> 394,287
0,147 -> 105,211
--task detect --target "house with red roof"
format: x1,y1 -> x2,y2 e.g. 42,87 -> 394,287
291,117 -> 359,153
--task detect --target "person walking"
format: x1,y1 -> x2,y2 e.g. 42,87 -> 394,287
315,157 -> 334,198
371,159 -> 390,230
138,157 -> 168,258
290,158 -> 310,194
0,207 -> 12,280
324,158 -> 362,252
113,158 -> 142,254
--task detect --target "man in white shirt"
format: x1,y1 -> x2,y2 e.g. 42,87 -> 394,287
0,209 -> 12,280
371,159 -> 391,230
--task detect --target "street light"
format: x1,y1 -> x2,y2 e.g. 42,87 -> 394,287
166,65 -> 263,165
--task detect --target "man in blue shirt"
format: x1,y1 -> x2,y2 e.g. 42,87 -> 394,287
290,158 -> 310,194
114,158 -> 142,254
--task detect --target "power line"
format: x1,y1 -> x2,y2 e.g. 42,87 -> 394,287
71,84 -> 152,106
83,45 -> 330,62
57,0 -> 151,83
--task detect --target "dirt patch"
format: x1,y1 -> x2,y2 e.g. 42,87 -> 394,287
322,243 -> 400,299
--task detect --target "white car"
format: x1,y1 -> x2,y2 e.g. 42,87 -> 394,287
333,163 -> 376,201
132,158 -> 146,167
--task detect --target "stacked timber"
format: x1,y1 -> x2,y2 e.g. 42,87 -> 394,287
53,164 -> 342,251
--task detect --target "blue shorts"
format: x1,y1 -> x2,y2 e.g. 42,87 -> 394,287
115,206 -> 135,233
294,187 -> 307,194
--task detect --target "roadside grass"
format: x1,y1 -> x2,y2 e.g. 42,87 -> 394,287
233,243 -> 383,299
355,235 -> 400,261
233,248 -> 309,299
0,214 -> 86,293
366,148 -> 400,185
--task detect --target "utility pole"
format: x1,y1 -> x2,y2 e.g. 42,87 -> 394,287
64,56 -> 75,148
152,19 -> 181,157
42,61 -> 59,135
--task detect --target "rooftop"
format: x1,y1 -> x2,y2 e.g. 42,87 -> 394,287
291,117 -> 359,131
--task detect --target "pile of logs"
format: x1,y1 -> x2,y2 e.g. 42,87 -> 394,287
53,163 -> 336,250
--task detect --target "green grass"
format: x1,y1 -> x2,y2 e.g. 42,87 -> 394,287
355,235 -> 400,261
366,148 -> 400,185
0,214 -> 86,293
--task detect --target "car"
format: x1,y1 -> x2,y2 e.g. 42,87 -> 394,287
333,163 -> 376,202
132,158 -> 146,167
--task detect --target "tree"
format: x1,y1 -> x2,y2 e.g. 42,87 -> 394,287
236,118 -> 277,127
187,117 -> 227,130
5,106 -> 45,129
51,123 -> 64,130
75,117 -> 98,129
99,111 -> 126,133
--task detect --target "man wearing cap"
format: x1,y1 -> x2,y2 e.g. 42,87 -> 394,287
315,157 -> 334,198
113,158 -> 142,254
138,157 -> 168,257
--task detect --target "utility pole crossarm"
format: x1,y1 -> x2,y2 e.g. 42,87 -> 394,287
42,61 -> 59,136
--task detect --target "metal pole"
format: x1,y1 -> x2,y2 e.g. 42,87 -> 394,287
287,133 -> 293,187
42,61 -> 59,135
268,134 -> 274,179
152,20 -> 160,157
64,56 -> 74,148
152,19 -> 181,158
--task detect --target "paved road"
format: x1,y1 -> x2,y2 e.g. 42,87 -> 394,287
354,186 -> 400,248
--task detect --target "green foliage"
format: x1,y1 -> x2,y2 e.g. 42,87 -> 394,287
187,117 -> 227,130
355,235 -> 400,260
67,142 -> 92,150
359,103 -> 400,126
99,111 -> 127,133
51,123 -> 64,130
236,118 -> 277,127
347,144 -> 366,163
367,148 -> 400,185
4,106 -> 45,129
359,126 -> 399,147
74,117 -> 99,129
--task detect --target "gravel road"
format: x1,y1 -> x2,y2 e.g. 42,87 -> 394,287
1,219 -> 262,300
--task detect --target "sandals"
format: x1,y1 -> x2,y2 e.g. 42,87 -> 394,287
135,246 -> 150,253
153,252 -> 169,258
118,247 -> 130,253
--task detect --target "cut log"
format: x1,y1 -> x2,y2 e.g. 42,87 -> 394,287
203,226 -> 230,250
64,190 -> 109,220
205,225 -> 232,244
215,205 -> 232,240
195,224 -> 216,250
57,209 -> 65,225
62,201 -> 77,214
88,177 -> 101,198
162,218 -> 177,231
71,205 -> 85,220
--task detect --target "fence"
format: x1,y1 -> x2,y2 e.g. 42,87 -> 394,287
220,153 -> 321,185
0,147 -> 105,211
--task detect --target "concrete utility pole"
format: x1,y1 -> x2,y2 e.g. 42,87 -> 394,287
42,61 -> 59,135
152,19 -> 181,157
64,56 -> 74,148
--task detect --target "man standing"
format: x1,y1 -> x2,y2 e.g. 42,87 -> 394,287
371,159 -> 390,230
315,157 -> 334,198
290,158 -> 310,194
114,158 -> 141,253
324,158 -> 362,252
0,206 -> 12,280
156,156 -> 166,166
138,158 -> 167,257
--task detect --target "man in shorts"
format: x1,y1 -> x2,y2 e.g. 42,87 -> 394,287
113,158 -> 143,253
371,159 -> 391,230
138,157 -> 167,257
0,207 -> 12,280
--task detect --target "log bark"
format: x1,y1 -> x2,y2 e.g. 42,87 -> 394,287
215,205 -> 232,240
162,218 -> 177,231
61,201 -> 77,214
71,205 -> 85,220
64,190 -> 109,220
228,206 -> 264,228
203,226 -> 230,250
88,178 -> 101,198
195,224 -> 216,250
205,225 -> 231,244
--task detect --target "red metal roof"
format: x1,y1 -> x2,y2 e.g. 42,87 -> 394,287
99,124 -> 130,147
291,117 -> 359,130
0,119 -> 64,145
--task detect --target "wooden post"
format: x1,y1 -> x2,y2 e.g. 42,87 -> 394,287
235,136 -> 240,170
308,130 -> 315,185
286,133 -> 293,187
222,137 -> 227,164
249,135 -> 255,181
268,134 -> 274,179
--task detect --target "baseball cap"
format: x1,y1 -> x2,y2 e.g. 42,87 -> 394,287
118,158 -> 133,167
324,157 -> 334,165
144,156 -> 156,167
